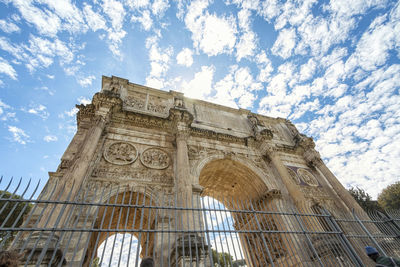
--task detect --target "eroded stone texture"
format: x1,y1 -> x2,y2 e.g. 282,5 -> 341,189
30,75 -> 368,266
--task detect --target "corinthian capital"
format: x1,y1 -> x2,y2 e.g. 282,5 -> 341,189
169,108 -> 193,126
92,92 -> 122,110
260,142 -> 278,157
303,148 -> 323,167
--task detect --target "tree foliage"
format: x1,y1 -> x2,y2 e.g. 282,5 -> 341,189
348,187 -> 380,211
378,181 -> 400,210
0,191 -> 32,245
211,249 -> 233,266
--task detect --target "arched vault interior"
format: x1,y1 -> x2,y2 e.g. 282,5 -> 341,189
199,159 -> 268,205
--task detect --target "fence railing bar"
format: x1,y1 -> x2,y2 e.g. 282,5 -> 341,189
99,185 -> 122,267
293,207 -> 324,267
117,190 -> 133,267
324,209 -> 364,267
200,196 -> 214,267
126,189 -> 141,267
0,177 -> 23,221
49,181 -> 91,266
36,180 -> 80,267
65,184 -> 102,267
110,186 -> 128,266
221,195 -> 240,262
190,193 -> 200,266
87,185 -> 114,267
23,180 -> 70,267
238,197 -> 264,266
352,209 -> 387,257
11,180 -> 56,253
0,178 -> 39,249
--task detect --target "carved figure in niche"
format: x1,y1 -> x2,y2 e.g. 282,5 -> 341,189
297,168 -> 319,186
104,142 -> 138,165
140,148 -> 170,169
247,114 -> 273,141
174,97 -> 184,108
109,81 -> 121,94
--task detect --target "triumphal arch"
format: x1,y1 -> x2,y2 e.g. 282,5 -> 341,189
23,75 -> 370,266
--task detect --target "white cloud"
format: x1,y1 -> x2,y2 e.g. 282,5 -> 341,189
0,19 -> 20,33
77,96 -> 91,105
255,51 -> 273,82
78,75 -> 95,87
345,7 -> 400,73
131,10 -> 153,31
43,135 -> 58,142
102,0 -> 127,57
185,0 -> 237,56
0,57 -> 17,80
152,0 -> 169,17
212,65 -> 261,109
83,4 -> 107,32
271,28 -> 296,59
125,0 -> 150,9
10,0 -> 61,36
236,8 -> 257,61
181,65 -> 215,99
8,126 -> 30,145
0,99 -> 16,121
24,104 -> 49,120
145,35 -> 173,89
176,48 -> 193,67
37,0 -> 87,34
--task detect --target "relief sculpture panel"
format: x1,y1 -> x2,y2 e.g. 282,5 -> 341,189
147,95 -> 169,115
123,91 -> 146,111
103,142 -> 138,165
140,147 -> 170,169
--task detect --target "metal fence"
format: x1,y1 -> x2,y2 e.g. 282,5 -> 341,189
0,178 -> 399,267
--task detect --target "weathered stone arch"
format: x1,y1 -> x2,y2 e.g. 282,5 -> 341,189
83,190 -> 157,266
192,154 -> 278,194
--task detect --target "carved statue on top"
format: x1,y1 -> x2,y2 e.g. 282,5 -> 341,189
247,114 -> 273,141
104,80 -> 122,95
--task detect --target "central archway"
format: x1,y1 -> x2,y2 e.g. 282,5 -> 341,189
199,159 -> 269,204
198,158 -> 286,267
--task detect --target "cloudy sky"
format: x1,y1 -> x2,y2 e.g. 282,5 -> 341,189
0,0 -> 399,199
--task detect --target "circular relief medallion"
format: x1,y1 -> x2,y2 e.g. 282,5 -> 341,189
140,148 -> 170,169
104,142 -> 138,165
286,167 -> 300,184
297,168 -> 319,186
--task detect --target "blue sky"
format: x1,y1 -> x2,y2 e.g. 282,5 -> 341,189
0,0 -> 399,199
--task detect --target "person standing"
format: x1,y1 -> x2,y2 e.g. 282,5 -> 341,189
365,246 -> 400,267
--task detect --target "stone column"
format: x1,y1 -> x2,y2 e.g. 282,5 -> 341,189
170,108 -> 202,266
259,143 -> 307,208
303,147 -> 366,216
23,94 -> 120,266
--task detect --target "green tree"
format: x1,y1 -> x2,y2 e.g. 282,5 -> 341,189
348,187 -> 380,211
211,249 -> 233,266
0,190 -> 32,246
378,181 -> 400,210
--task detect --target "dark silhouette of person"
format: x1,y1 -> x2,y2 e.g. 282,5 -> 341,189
140,257 -> 154,267
365,246 -> 400,266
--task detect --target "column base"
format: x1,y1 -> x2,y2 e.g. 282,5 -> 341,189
20,232 -> 66,266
